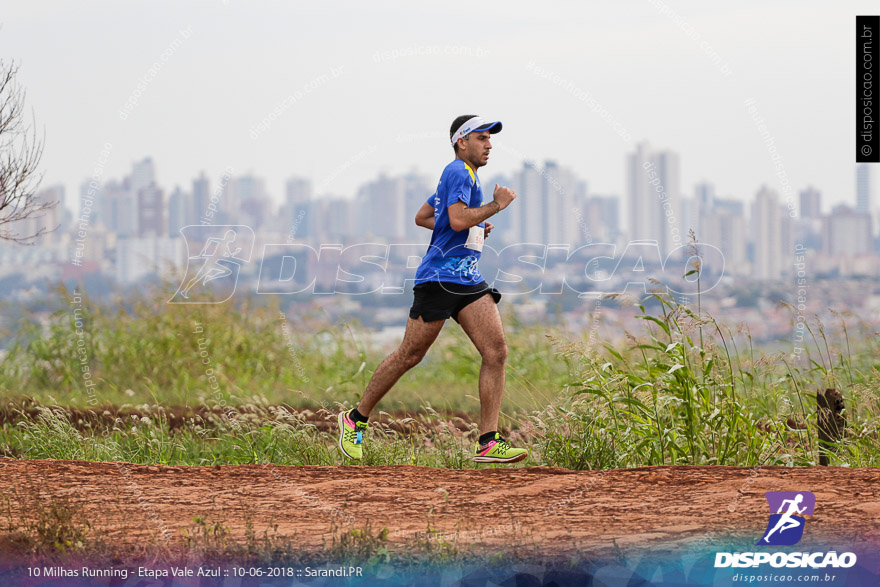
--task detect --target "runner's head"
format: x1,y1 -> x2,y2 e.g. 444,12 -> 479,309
450,115 -> 502,169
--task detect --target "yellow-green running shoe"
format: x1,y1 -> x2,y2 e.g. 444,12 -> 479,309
337,409 -> 368,460
473,432 -> 528,464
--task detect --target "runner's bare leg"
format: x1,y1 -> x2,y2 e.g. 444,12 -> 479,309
456,294 -> 507,435
357,316 -> 445,417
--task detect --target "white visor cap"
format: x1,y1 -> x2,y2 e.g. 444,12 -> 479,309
450,116 -> 502,146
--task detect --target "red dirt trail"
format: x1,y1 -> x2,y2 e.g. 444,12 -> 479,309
1,458 -> 879,559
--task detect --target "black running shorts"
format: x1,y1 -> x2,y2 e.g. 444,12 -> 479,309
409,280 -> 502,323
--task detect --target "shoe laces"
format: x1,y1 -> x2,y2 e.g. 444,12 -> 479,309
346,421 -> 367,445
482,436 -> 510,454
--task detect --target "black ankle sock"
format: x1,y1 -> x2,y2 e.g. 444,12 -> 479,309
479,431 -> 498,445
350,408 -> 368,424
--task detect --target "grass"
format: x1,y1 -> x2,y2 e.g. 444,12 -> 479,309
0,403 -> 500,468
0,277 -> 879,469
0,499 -> 542,570
2,479 -> 92,557
3,276 -> 880,570
0,284 -> 570,414
533,288 -> 880,469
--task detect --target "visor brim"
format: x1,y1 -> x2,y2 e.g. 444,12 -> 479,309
472,121 -> 502,134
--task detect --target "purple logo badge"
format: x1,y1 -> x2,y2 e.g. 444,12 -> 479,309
758,491 -> 815,546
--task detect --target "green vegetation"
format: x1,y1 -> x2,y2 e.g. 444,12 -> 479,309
3,483 -> 92,556
0,285 -> 568,413
1,283 -> 879,469
535,294 -> 880,468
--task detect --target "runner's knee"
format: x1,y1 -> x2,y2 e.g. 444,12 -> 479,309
480,342 -> 507,366
398,348 -> 427,369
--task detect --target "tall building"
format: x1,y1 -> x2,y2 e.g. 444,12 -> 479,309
751,185 -> 790,280
483,172 -> 516,243
702,210 -> 747,275
713,197 -> 744,217
137,183 -> 164,238
323,198 -> 356,240
583,195 -> 620,243
79,179 -> 105,229
694,181 -> 715,214
519,161 -> 543,243
679,196 -> 700,243
856,164 -> 871,215
227,175 -> 270,228
823,205 -> 873,256
542,161 -> 581,245
403,171 -> 433,240
130,158 -> 156,196
285,177 -> 311,204
282,177 -> 312,237
356,174 -> 407,240
192,173 -> 211,224
799,186 -> 822,218
104,180 -> 137,237
692,181 -> 716,240
13,185 -> 63,244
167,186 -> 191,237
627,142 -> 681,253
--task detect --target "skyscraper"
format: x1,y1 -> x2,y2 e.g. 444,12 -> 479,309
751,185 -> 789,280
694,181 -> 715,213
192,173 -> 211,224
104,180 -> 137,237
693,181 -> 716,240
15,185 -> 63,244
226,175 -> 270,228
823,204 -> 873,256
483,172 -> 516,243
584,195 -> 620,243
542,161 -> 580,245
130,158 -> 156,196
627,142 -> 681,253
167,186 -> 191,237
702,209 -> 747,275
137,183 -> 165,238
856,164 -> 871,215
799,186 -> 822,218
283,177 -> 312,238
519,161 -> 543,243
357,174 -> 407,240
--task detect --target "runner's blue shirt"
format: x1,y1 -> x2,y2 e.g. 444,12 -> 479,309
414,159 -> 485,285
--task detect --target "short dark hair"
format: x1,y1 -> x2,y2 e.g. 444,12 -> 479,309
450,114 -> 477,153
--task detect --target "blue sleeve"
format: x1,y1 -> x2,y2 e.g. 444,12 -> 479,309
443,168 -> 472,209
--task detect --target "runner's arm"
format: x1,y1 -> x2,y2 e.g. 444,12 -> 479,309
415,201 -> 435,230
448,185 -> 515,232
447,201 -> 499,232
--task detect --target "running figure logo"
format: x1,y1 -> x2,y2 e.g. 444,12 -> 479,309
170,225 -> 255,304
757,491 -> 815,546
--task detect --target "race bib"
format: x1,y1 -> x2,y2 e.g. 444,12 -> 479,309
464,225 -> 485,252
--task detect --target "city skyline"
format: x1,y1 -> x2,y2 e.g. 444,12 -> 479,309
59,146 -> 878,231
49,146 -> 878,225
3,0 -> 877,224
10,143 -> 877,287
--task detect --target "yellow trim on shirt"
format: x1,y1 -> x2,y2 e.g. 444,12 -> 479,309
463,161 -> 476,185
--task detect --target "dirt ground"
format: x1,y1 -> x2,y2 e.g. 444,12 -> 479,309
2,458 -> 879,561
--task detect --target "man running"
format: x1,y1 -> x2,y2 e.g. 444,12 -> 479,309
762,493 -> 807,543
337,114 -> 528,464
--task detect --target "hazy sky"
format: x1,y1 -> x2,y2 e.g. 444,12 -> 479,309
2,1 -> 876,218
